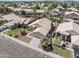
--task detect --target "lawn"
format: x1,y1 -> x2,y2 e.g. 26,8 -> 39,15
52,39 -> 61,46
52,45 -> 73,58
5,28 -> 32,43
52,39 -> 73,58
5,28 -> 24,37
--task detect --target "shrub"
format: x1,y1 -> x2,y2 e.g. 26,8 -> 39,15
40,37 -> 53,51
41,37 -> 48,50
9,34 -> 12,36
20,29 -> 26,36
14,34 -> 19,38
21,10 -> 26,15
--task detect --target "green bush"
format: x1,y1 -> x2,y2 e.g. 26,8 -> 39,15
40,37 -> 53,51
40,37 -> 49,49
20,29 -> 26,36
14,34 -> 19,38
9,34 -> 12,36
21,10 -> 26,15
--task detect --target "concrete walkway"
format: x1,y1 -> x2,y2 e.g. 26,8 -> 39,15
28,37 -> 40,48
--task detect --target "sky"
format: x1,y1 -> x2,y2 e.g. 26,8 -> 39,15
0,0 -> 79,2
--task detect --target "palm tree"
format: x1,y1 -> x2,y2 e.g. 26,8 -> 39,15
49,23 -> 54,45
33,7 -> 37,20
32,5 -> 37,20
40,37 -> 53,51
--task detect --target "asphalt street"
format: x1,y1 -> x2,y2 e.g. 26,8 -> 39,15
0,35 -> 45,58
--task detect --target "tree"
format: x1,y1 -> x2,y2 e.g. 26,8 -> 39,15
28,2 -> 33,6
47,15 -> 60,22
61,3 -> 68,8
20,29 -> 26,36
14,4 -> 17,8
0,5 -> 12,14
0,6 -> 4,14
32,5 -> 37,20
14,34 -> 19,38
1,4 -> 4,7
76,2 -> 79,8
4,7 -> 12,14
21,10 -> 26,15
70,2 -> 75,6
41,37 -> 48,48
35,4 -> 40,9
44,3 -> 49,7
40,37 -> 53,51
48,3 -> 57,10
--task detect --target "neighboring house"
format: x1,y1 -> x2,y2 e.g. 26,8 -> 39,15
22,9 -> 47,14
13,8 -> 22,12
67,7 -> 78,12
9,6 -> 47,15
56,21 -> 79,57
22,9 -> 33,15
1,13 -> 22,21
56,21 -> 79,35
21,5 -> 27,8
0,13 -> 31,29
64,12 -> 79,24
44,7 -> 48,10
49,8 -> 62,16
8,7 -> 21,12
28,18 -> 52,38
71,35 -> 79,58
8,7 -> 14,10
1,13 -> 27,23
56,5 -> 64,11
23,18 -> 34,25
57,12 -> 79,57
3,21 -> 17,29
36,10 -> 47,14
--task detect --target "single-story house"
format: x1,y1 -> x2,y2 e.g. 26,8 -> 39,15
8,7 -> 21,12
8,7 -> 14,10
36,10 -> 47,14
1,13 -> 22,21
23,18 -> 34,25
56,21 -> 79,47
0,14 -> 29,29
56,21 -> 79,35
49,8 -> 62,16
13,8 -> 21,12
22,9 -> 33,14
71,35 -> 79,57
28,18 -> 52,38
20,5 -> 27,8
3,21 -> 17,29
67,7 -> 78,12
56,5 -> 64,10
22,9 -> 47,14
15,18 -> 26,25
56,21 -> 79,56
1,13 -> 28,24
64,12 -> 79,24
